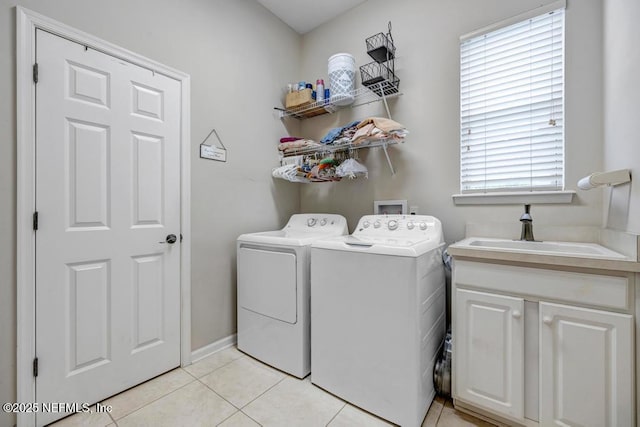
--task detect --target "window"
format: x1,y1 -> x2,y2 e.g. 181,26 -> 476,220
460,6 -> 565,193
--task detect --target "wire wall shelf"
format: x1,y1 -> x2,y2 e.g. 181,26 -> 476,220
280,136 -> 403,158
279,136 -> 404,176
275,83 -> 403,120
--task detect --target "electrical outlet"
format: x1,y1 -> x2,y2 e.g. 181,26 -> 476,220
409,206 -> 418,215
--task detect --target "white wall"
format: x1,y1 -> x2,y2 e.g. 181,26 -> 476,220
0,1 -> 300,424
603,0 -> 640,233
299,0 -> 605,243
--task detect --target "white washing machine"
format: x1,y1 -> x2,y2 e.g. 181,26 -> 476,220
237,214 -> 348,378
311,215 -> 446,427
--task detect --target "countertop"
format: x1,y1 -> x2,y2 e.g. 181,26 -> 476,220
448,237 -> 640,273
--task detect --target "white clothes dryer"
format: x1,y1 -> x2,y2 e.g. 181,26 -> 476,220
311,215 -> 446,427
237,214 -> 348,378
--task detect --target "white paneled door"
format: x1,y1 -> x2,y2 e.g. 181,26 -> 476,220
35,30 -> 181,426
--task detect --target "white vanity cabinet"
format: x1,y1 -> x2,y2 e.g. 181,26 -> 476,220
451,259 -> 635,427
539,302 -> 633,427
455,289 -> 524,420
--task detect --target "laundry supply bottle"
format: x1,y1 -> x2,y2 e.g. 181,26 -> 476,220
316,79 -> 324,102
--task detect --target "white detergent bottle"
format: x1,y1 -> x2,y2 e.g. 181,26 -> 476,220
316,79 -> 324,102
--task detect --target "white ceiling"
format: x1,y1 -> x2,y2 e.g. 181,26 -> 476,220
256,0 -> 368,34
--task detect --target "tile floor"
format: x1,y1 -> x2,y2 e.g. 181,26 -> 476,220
49,346 -> 494,427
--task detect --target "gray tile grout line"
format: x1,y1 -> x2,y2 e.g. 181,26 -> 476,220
97,368 -> 192,421
183,353 -> 245,381
237,375 -> 287,426
106,402 -> 117,425
240,374 -> 288,410
106,347 -> 405,427
100,360 -> 453,427
102,357 -> 473,427
229,355 -> 322,427
203,376 -> 283,427
109,375 -> 197,422
434,399 -> 447,426
194,356 -> 287,425
63,350 -> 243,426
324,402 -> 348,426
201,370 -> 287,413
238,410 -> 264,427
213,408 -> 253,427
187,349 -> 277,426
214,408 -> 262,427
197,378 -> 242,418
100,372 -> 446,427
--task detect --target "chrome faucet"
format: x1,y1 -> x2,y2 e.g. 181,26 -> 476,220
520,204 -> 535,241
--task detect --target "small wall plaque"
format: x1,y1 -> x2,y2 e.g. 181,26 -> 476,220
199,128 -> 227,162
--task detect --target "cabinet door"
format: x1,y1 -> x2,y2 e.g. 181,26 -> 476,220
540,302 -> 634,427
455,289 -> 524,421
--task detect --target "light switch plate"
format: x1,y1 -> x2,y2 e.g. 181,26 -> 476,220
200,145 -> 227,162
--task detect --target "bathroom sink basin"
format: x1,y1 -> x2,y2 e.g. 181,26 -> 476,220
466,238 -> 627,259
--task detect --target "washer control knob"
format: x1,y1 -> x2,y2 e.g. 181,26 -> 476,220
419,222 -> 427,230
388,220 -> 399,230
374,220 -> 381,229
320,218 -> 327,226
407,221 -> 415,230
363,220 -> 370,228
307,218 -> 317,227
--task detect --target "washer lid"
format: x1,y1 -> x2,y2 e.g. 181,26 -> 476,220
312,235 -> 443,256
237,214 -> 348,246
238,229 -> 342,246
311,214 -> 444,256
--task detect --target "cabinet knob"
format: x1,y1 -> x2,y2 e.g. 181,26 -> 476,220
543,316 -> 553,325
512,310 -> 522,319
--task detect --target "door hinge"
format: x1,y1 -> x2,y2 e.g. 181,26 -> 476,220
33,358 -> 38,377
180,233 -> 183,242
33,211 -> 38,231
33,63 -> 38,84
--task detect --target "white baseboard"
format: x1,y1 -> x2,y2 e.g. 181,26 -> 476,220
190,334 -> 237,363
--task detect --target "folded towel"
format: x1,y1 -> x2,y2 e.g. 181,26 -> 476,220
320,120 -> 361,144
277,139 -> 322,153
320,127 -> 343,144
356,117 -> 405,132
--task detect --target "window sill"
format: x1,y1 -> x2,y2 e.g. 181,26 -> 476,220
452,191 -> 575,205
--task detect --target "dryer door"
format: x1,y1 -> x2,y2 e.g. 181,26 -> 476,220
238,246 -> 297,324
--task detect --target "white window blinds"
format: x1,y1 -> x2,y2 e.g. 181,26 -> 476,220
460,7 -> 565,193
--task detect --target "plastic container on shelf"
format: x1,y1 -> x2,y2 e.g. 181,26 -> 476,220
316,79 -> 325,102
328,53 -> 355,106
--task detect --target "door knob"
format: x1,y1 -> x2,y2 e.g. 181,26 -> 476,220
160,234 -> 177,244
543,316 -> 553,325
512,310 -> 522,319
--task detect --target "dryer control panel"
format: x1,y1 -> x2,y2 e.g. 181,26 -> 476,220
284,214 -> 348,234
354,215 -> 443,242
